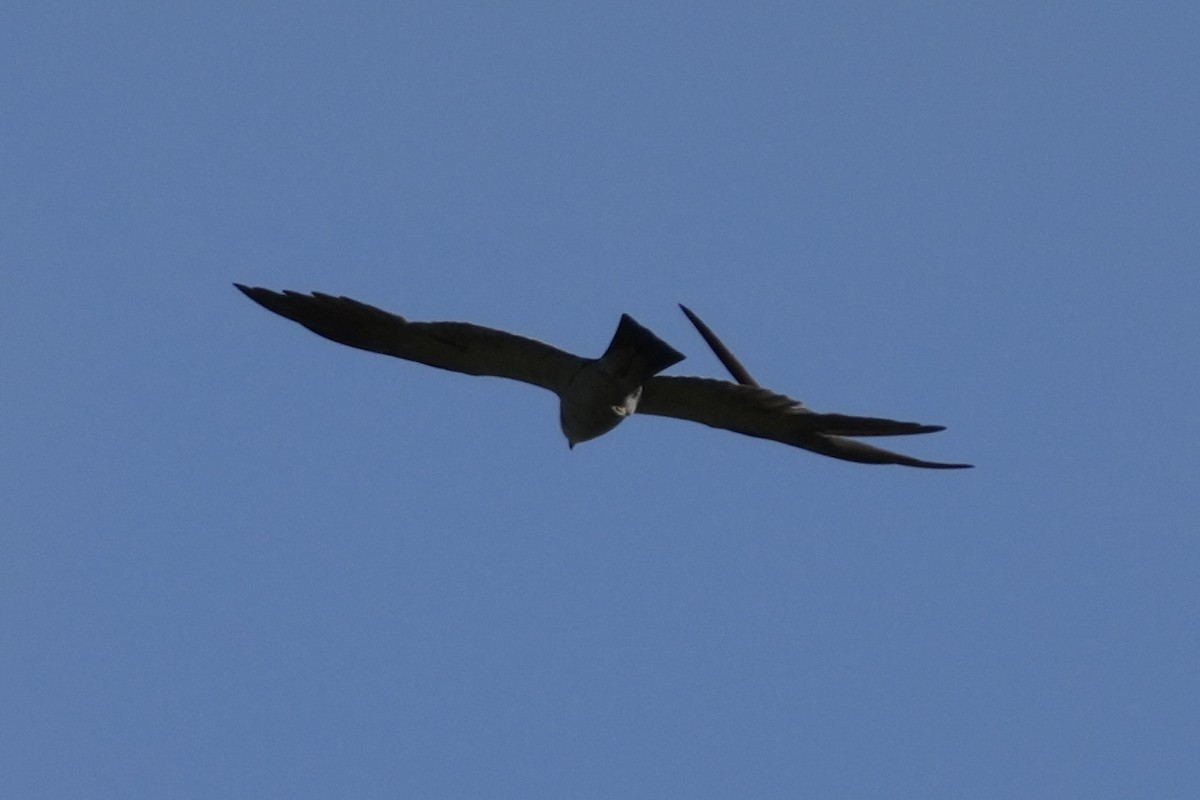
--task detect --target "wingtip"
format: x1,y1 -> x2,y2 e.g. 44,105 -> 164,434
234,284 -> 305,317
901,456 -> 973,469
234,283 -> 280,308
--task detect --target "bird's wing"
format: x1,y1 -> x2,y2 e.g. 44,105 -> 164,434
235,285 -> 585,393
638,376 -> 946,436
639,377 -> 972,468
672,305 -> 973,468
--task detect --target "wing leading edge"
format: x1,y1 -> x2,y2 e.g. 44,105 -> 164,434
235,285 -> 585,393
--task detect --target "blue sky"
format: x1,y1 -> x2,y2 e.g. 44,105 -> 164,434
4,3 -> 1198,798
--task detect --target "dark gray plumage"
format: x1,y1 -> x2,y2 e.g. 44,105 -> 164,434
235,286 -> 969,467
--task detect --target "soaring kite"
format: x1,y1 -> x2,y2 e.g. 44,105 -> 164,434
235,285 -> 970,468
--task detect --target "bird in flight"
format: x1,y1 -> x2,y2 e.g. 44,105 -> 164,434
235,285 -> 970,467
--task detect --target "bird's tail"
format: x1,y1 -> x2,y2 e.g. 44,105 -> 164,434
603,314 -> 685,381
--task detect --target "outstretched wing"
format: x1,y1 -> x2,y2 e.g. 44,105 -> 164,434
638,376 -> 973,468
672,305 -> 973,469
235,285 -> 584,394
638,377 -> 944,436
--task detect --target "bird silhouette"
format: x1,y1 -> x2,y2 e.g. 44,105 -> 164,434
235,285 -> 969,467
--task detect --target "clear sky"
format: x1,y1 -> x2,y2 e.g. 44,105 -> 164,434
4,3 -> 1198,798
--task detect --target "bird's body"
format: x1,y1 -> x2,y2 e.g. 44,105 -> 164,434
557,313 -> 687,446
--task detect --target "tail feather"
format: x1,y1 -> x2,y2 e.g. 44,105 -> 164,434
604,314 -> 685,377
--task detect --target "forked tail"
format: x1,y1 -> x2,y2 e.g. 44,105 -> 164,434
604,314 -> 685,378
